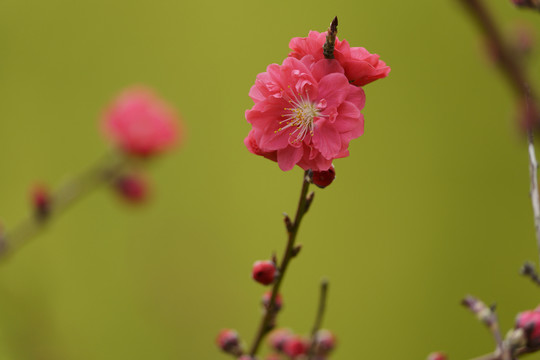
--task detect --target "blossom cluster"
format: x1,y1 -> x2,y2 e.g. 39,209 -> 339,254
245,30 -> 389,174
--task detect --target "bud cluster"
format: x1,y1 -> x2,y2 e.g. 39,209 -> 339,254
266,328 -> 336,360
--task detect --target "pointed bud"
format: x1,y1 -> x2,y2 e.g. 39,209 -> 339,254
291,244 -> 302,257
312,166 -> 335,188
252,260 -> 276,285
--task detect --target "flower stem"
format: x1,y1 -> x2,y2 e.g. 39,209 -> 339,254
248,170 -> 314,357
307,279 -> 329,360
0,151 -> 129,260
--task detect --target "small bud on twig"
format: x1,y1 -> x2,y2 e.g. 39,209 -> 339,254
283,213 -> 293,232
291,244 -> 302,258
304,192 -> 315,214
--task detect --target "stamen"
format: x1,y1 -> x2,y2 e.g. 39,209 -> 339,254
276,89 -> 326,143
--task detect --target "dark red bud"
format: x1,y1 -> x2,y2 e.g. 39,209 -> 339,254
312,166 -> 336,188
252,260 -> 276,285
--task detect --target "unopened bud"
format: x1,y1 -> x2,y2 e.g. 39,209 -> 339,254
262,291 -> 283,311
216,329 -> 242,355
313,329 -> 337,356
516,308 -> 540,346
312,166 -> 336,188
114,173 -> 148,203
283,335 -> 309,358
427,352 -> 447,360
268,328 -> 293,352
31,184 -> 51,220
252,260 -> 276,285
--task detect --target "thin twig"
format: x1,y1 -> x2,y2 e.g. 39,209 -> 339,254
248,170 -> 313,356
307,279 -> 329,360
457,0 -> 536,102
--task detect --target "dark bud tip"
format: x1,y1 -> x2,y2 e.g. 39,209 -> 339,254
291,244 -> 302,257
330,16 -> 338,32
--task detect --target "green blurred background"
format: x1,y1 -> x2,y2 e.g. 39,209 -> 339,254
0,0 -> 539,359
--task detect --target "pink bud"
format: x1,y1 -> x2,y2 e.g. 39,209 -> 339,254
262,291 -> 283,311
31,184 -> 51,219
313,329 -> 336,355
265,354 -> 281,360
312,166 -> 336,188
427,352 -> 447,360
102,87 -> 182,157
216,329 -> 241,354
268,328 -> 293,352
252,260 -> 276,285
114,174 -> 148,203
283,335 -> 309,358
516,309 -> 540,345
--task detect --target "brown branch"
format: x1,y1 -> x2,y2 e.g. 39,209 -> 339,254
248,170 -> 313,356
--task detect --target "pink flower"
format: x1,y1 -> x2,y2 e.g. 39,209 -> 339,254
245,57 -> 365,171
289,31 -> 390,87
102,87 -> 181,157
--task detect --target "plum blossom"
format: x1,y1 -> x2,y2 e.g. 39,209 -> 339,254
289,31 -> 390,87
102,87 -> 181,157
245,56 -> 365,171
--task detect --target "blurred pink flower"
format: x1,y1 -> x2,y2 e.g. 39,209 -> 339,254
245,57 -> 365,171
102,87 -> 181,156
289,31 -> 390,86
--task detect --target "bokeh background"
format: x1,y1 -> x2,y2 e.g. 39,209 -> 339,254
0,0 -> 539,359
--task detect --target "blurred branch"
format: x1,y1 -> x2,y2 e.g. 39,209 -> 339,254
248,170 -> 314,356
457,0 -> 537,105
511,0 -> 540,12
307,279 -> 329,360
462,295 -> 509,360
0,151 -> 129,260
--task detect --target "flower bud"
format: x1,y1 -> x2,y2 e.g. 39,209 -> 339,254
427,352 -> 447,360
31,184 -> 51,220
313,329 -> 336,355
114,174 -> 148,203
283,335 -> 309,358
516,308 -> 540,346
216,329 -> 242,355
262,291 -> 283,311
268,328 -> 293,352
252,260 -> 276,285
312,166 -> 335,188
